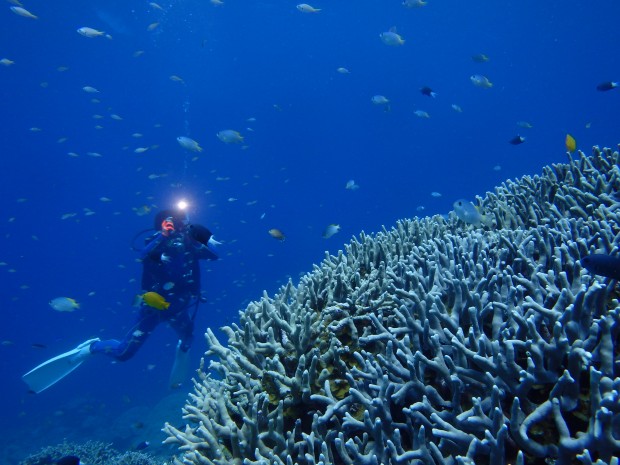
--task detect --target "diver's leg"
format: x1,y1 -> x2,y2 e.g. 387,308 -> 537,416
91,309 -> 161,361
168,306 -> 195,352
167,305 -> 195,387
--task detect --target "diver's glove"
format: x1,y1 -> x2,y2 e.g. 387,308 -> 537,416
207,236 -> 222,250
188,224 -> 213,246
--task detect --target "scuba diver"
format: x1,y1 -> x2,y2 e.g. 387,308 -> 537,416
22,205 -> 219,393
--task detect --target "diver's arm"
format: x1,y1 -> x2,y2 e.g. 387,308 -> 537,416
187,224 -> 219,260
140,232 -> 168,260
195,242 -> 218,260
188,236 -> 218,260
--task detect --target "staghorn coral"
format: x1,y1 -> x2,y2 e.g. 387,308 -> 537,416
20,440 -> 165,465
164,146 -> 620,465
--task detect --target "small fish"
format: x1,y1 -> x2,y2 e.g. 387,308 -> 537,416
565,134 -> 576,153
0,58 -> 15,66
596,81 -> 618,92
77,27 -> 105,38
336,67 -> 350,74
132,330 -> 144,338
49,297 -> 79,312
581,254 -> 620,280
322,224 -> 341,239
82,86 -> 99,93
516,121 -> 533,129
268,229 -> 286,241
509,135 -> 525,145
345,179 -> 360,190
216,130 -> 244,144
147,22 -> 160,31
470,74 -> 493,88
161,253 -> 171,263
451,104 -> 463,113
402,0 -> 427,7
134,147 -> 149,153
414,110 -> 430,119
177,136 -> 203,152
10,6 -> 37,19
471,53 -> 490,63
149,2 -> 164,10
431,191 -> 442,198
296,3 -> 321,13
380,28 -> 405,46
31,343 -> 47,349
453,199 -> 489,227
170,75 -> 185,84
371,95 -> 390,105
420,86 -> 436,98
140,291 -> 170,311
135,441 -> 150,451
163,282 -> 175,291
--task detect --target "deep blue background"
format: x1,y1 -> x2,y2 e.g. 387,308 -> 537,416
1,0 -> 618,459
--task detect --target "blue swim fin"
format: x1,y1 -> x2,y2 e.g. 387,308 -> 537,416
22,338 -> 100,393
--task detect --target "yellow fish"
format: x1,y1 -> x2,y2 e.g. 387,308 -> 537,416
565,134 -> 576,153
141,291 -> 170,310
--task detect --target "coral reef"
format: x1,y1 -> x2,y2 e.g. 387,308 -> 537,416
20,440 -> 164,465
164,146 -> 620,465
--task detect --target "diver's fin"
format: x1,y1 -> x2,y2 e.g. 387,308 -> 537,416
169,340 -> 191,389
22,338 -> 100,394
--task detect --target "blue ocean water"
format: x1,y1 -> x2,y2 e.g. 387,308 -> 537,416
1,0 -> 619,461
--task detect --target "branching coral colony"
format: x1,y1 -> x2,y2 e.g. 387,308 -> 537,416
165,146 -> 620,465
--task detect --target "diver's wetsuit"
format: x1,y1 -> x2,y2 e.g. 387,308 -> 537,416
90,227 -> 217,361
